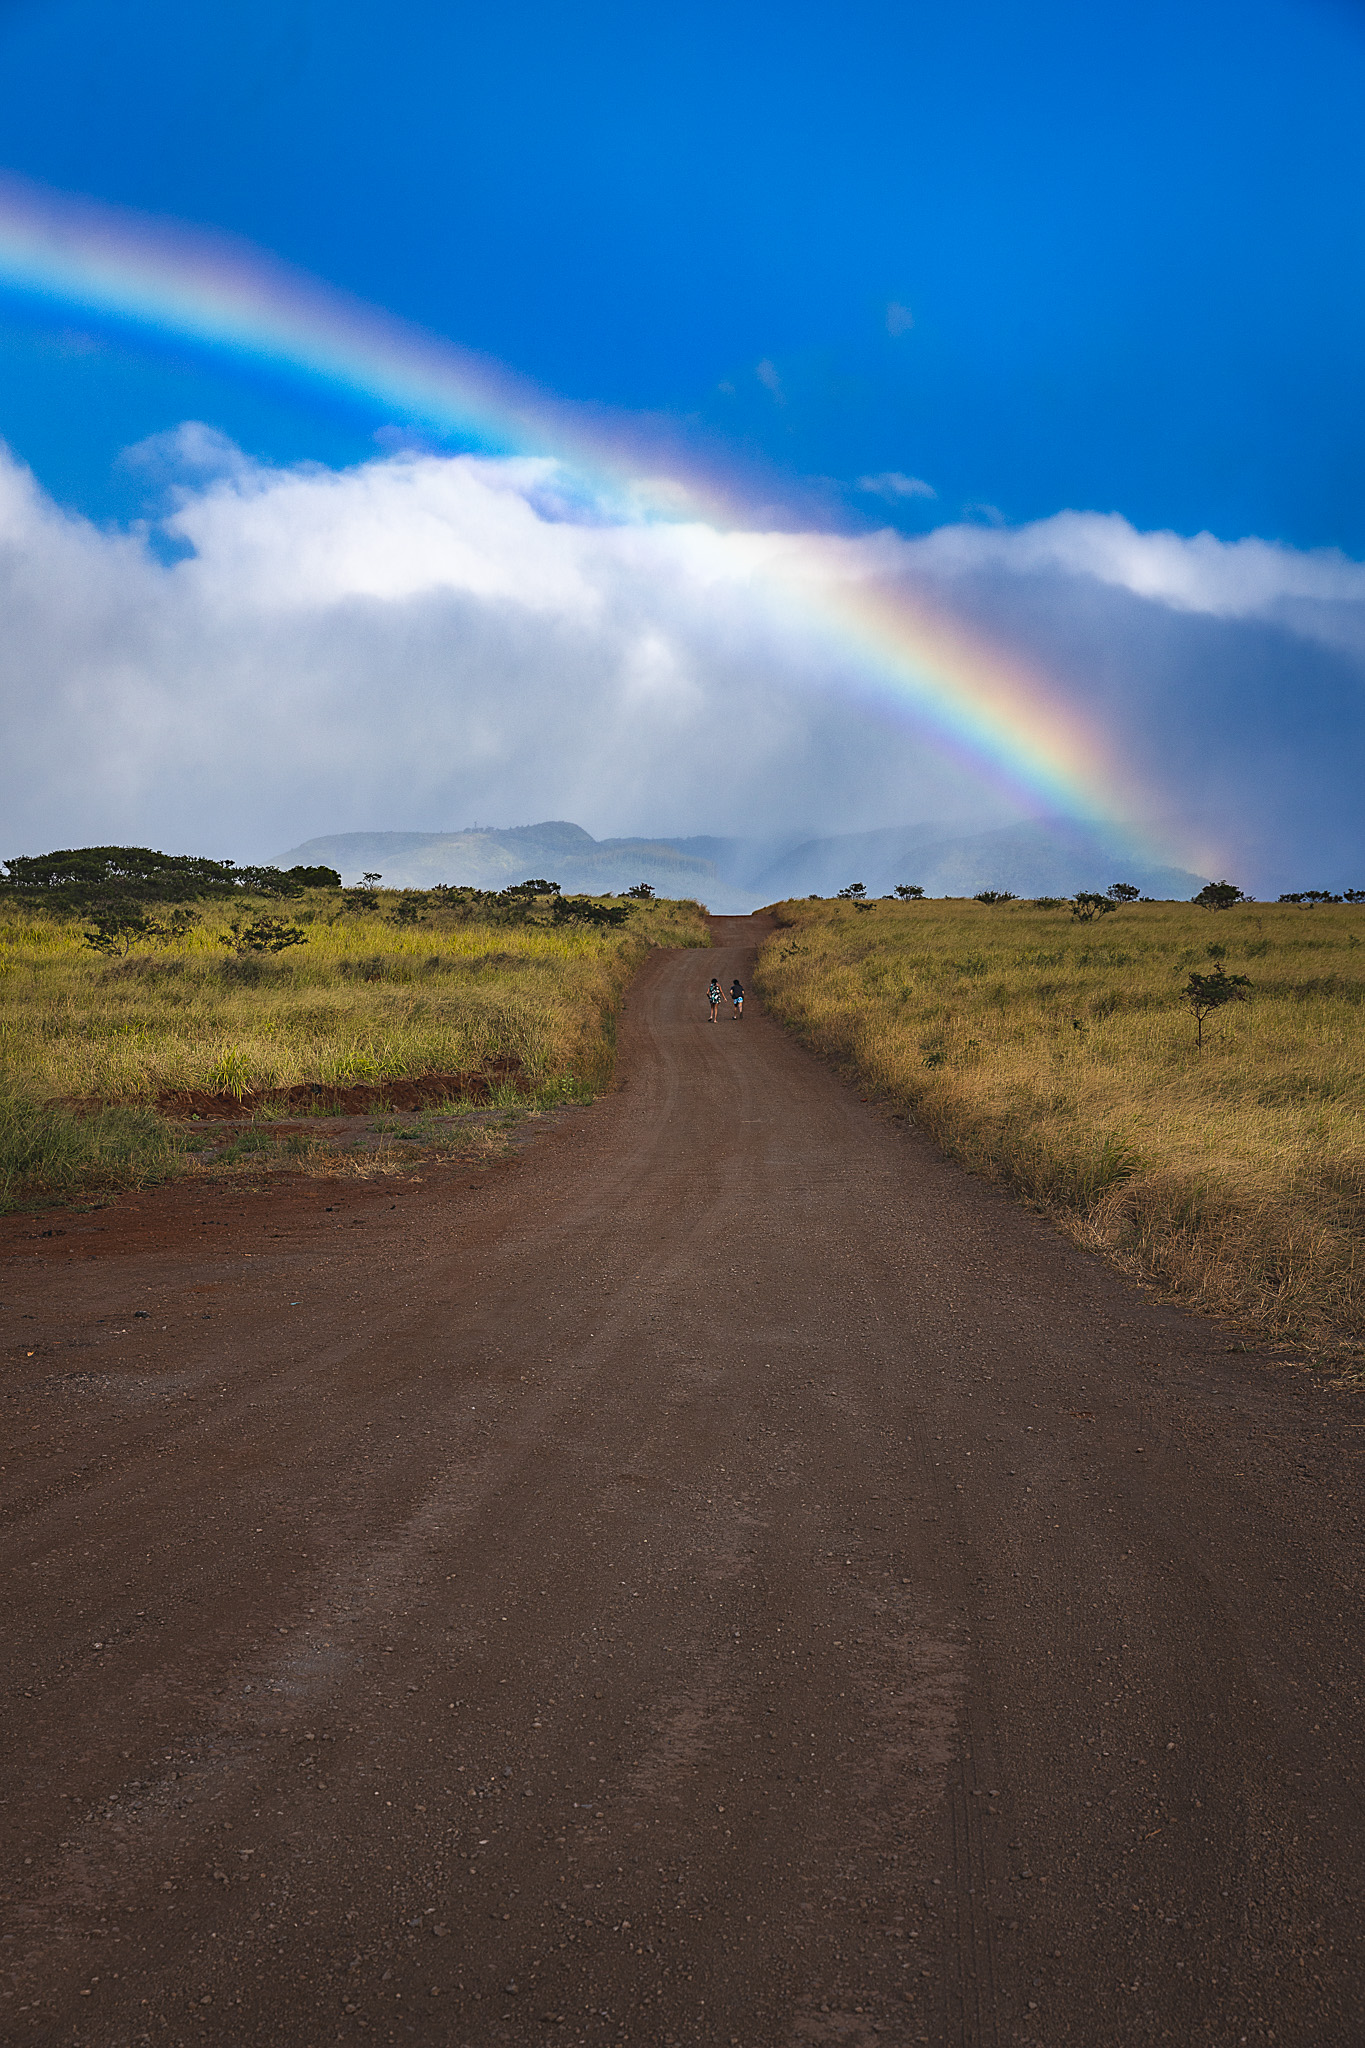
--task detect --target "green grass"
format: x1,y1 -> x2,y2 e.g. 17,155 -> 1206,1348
755,896 -> 1365,1352
0,887 -> 708,1208
0,1084 -> 189,1210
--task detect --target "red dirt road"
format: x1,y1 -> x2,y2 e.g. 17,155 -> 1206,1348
3,917 -> 1363,2047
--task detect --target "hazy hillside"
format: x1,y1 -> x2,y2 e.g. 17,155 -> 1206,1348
735,820 -> 1207,902
275,823 -> 723,901
276,820 -> 1207,910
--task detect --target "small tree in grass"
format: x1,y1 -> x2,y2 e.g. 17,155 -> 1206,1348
837,882 -> 867,900
343,872 -> 382,911
893,883 -> 925,899
1182,963 -> 1251,1049
1193,880 -> 1246,910
220,915 -> 309,956
974,889 -> 1016,905
83,904 -> 160,955
627,882 -> 655,899
83,903 -> 197,955
390,892 -> 431,925
1107,882 -> 1140,903
497,877 -> 561,917
1070,892 -> 1117,921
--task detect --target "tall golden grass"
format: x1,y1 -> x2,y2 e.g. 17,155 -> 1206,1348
755,896 -> 1365,1349
0,889 -> 708,1206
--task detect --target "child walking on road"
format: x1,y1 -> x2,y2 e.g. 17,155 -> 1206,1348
731,979 -> 744,1019
708,978 -> 722,1023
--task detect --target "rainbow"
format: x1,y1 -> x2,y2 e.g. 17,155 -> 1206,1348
0,173 -> 1167,855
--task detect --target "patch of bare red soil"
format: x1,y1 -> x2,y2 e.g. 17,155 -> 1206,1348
64,1057 -> 529,1121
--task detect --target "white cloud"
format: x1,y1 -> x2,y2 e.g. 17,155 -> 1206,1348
960,501 -> 1006,528
164,454 -> 603,614
755,358 -> 784,402
909,507 -> 1365,645
119,420 -> 256,488
857,471 -> 936,502
1,437 -> 1364,892
0,438 -> 999,860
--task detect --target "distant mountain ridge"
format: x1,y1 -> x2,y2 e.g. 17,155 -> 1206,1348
277,820 -> 1207,912
275,822 -> 720,898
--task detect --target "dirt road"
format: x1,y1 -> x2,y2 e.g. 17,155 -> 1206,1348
3,917 -> 1362,2047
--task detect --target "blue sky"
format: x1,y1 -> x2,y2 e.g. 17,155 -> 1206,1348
4,0 -> 1365,541
1,0 -> 1364,886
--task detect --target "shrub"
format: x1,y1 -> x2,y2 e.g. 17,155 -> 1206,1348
1193,880 -> 1248,910
219,915 -> 309,957
1071,892 -> 1117,922
552,897 -> 629,928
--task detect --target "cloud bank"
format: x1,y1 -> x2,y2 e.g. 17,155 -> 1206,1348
1,432 -> 1363,893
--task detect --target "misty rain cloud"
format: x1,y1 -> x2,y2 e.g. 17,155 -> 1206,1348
1,437 -> 1364,891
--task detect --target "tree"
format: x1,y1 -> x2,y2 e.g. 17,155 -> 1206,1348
1181,963 -> 1251,1049
237,862 -> 341,895
83,905 -> 162,956
552,897 -> 629,928
2,846 -> 339,905
346,872 -> 382,910
1107,882 -> 1141,903
893,883 -> 925,899
974,890 -> 1016,905
219,915 -> 309,956
836,882 -> 867,900
82,903 -> 198,955
390,892 -> 430,925
1070,892 -> 1117,921
626,883 -> 655,899
1193,880 -> 1247,910
1278,890 -> 1342,905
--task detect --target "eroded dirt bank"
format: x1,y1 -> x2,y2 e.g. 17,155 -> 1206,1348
2,916 -> 1361,2046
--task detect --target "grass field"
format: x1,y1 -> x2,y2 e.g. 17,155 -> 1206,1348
0,888 -> 709,1207
755,896 -> 1365,1357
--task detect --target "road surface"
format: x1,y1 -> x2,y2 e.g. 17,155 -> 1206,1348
2,916 -> 1362,2046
